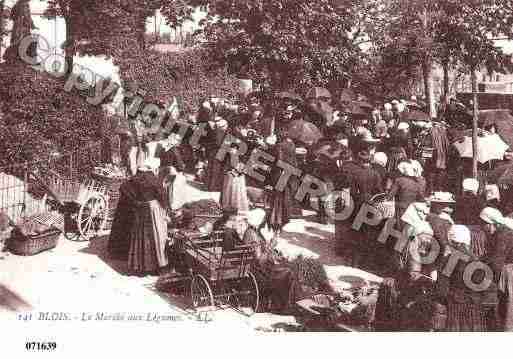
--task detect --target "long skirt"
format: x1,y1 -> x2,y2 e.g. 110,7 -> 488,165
265,187 -> 292,232
127,200 -> 169,276
108,197 -> 135,261
221,173 -> 249,215
206,157 -> 225,192
166,173 -> 188,211
499,264 -> 513,331
445,301 -> 486,331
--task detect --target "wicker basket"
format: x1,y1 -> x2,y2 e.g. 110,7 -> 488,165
8,229 -> 60,256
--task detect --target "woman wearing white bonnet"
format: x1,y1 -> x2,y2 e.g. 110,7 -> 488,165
455,178 -> 484,225
389,161 -> 427,228
127,157 -> 169,276
462,178 -> 479,195
479,206 -> 513,331
372,152 -> 388,168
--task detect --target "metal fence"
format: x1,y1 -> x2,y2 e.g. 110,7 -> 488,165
0,142 -> 103,223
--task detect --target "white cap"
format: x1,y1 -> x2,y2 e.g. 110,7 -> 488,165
462,178 -> 479,193
247,208 -> 266,228
372,152 -> 388,167
397,122 -> 410,131
480,207 -> 504,225
410,160 -> 423,177
398,161 -> 415,177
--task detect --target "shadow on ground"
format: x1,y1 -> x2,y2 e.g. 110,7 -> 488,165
78,234 -> 128,275
0,283 -> 32,312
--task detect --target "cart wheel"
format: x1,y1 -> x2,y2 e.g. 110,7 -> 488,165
190,274 -> 214,309
230,271 -> 260,313
77,194 -> 108,239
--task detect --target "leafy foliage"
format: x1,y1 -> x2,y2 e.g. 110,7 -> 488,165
177,0 -> 361,92
355,0 -> 513,103
0,62 -> 105,166
117,47 -> 239,113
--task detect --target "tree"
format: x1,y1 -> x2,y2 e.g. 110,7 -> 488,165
4,0 -> 35,63
436,0 -> 513,176
0,62 -> 106,165
182,0 -> 361,93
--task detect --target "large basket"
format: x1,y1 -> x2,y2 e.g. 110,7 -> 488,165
369,193 -> 395,219
90,173 -> 125,230
8,228 -> 60,256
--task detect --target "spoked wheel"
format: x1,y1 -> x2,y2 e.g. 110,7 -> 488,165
190,274 -> 214,309
228,271 -> 260,313
77,194 -> 108,240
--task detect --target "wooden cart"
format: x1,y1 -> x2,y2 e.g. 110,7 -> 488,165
173,230 -> 260,313
29,169 -> 109,241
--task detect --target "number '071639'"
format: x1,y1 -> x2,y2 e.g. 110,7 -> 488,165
25,342 -> 57,351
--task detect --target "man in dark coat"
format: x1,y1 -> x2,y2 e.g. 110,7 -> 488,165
334,144 -> 384,267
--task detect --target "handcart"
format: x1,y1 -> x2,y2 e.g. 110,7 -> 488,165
29,168 -> 109,241
172,230 -> 260,313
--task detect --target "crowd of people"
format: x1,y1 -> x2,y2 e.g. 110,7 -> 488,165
105,89 -> 513,331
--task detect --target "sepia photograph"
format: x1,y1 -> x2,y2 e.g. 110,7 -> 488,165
1,0 -> 513,356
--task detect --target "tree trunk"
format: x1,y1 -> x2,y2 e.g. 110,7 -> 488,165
422,58 -> 435,118
442,59 -> 450,107
0,0 -> 4,58
64,18 -> 74,76
471,67 -> 479,179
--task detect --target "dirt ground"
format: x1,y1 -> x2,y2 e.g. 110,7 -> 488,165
0,182 -> 381,331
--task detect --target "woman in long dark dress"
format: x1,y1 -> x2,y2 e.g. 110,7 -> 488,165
108,177 -> 138,260
265,130 -> 298,240
127,163 -> 169,276
204,118 -> 228,192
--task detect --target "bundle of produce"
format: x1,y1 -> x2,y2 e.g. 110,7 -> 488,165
286,255 -> 332,297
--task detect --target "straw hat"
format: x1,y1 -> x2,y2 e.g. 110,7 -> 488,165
358,128 -> 380,143
427,192 -> 456,204
138,158 -> 160,172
